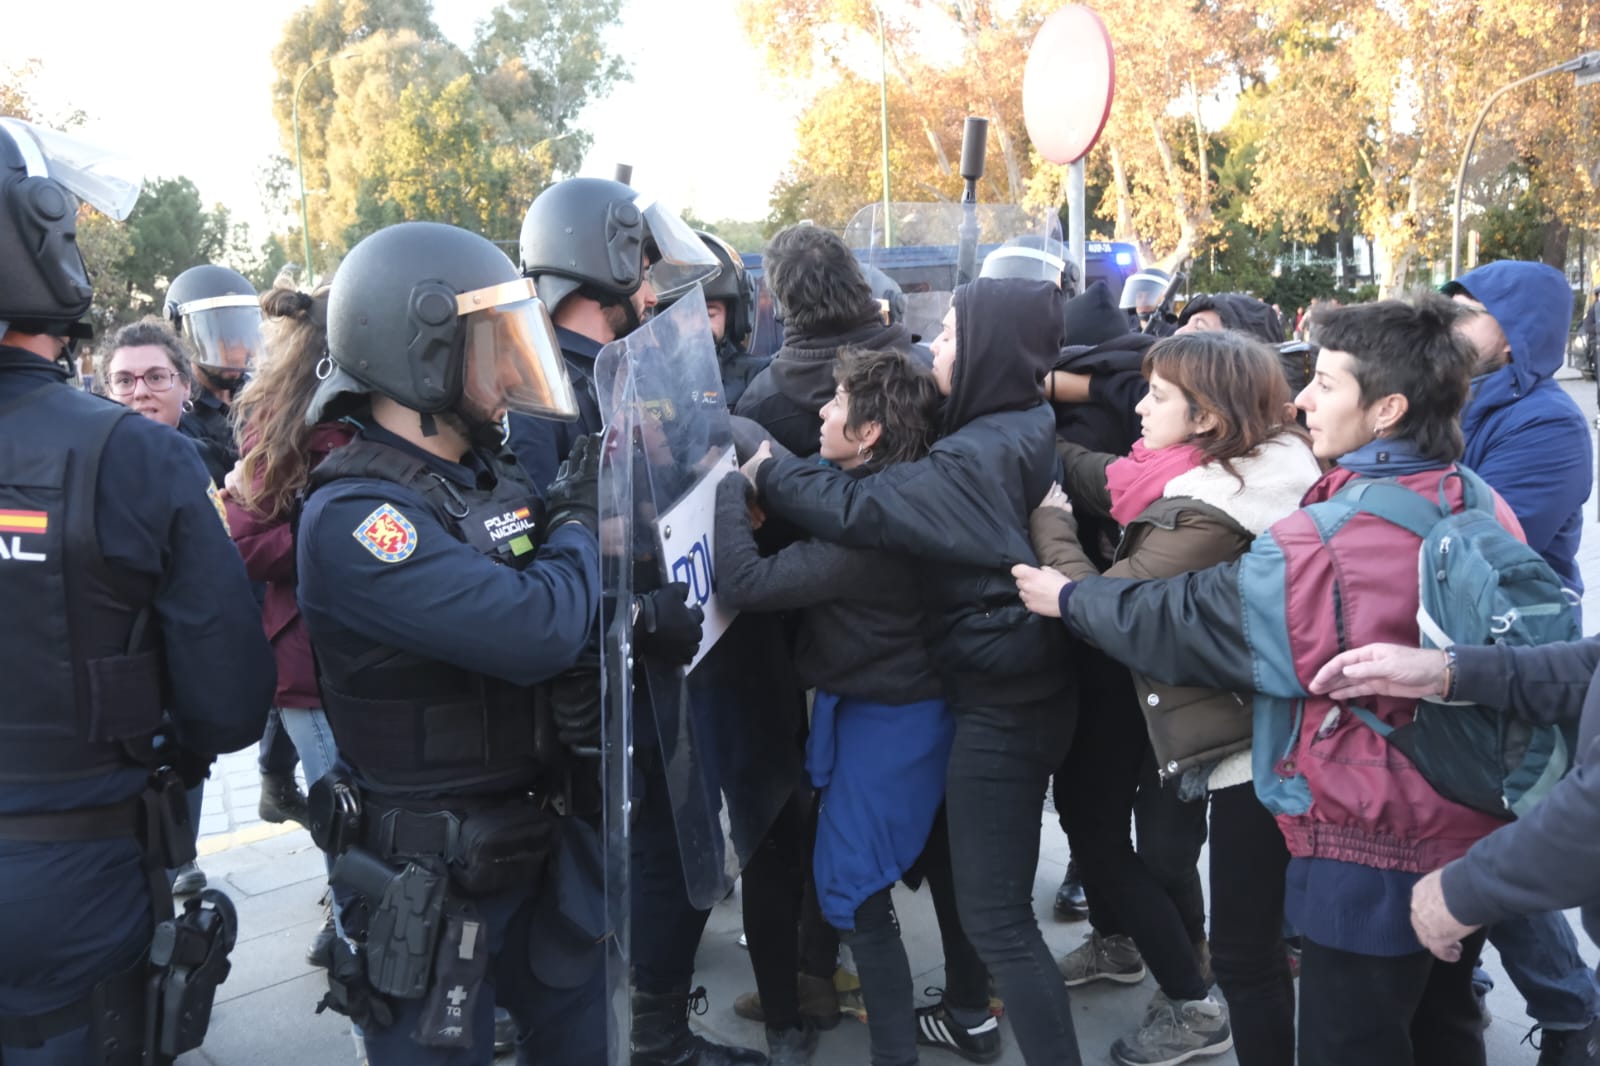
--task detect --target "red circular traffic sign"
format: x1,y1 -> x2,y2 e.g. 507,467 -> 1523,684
1023,5 -> 1116,165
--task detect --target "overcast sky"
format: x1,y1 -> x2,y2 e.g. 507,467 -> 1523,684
6,0 -> 800,239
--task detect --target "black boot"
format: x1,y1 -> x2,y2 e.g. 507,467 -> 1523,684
765,1020 -> 817,1066
1054,858 -> 1089,921
1534,1017 -> 1600,1066
259,771 -> 310,827
632,985 -> 770,1066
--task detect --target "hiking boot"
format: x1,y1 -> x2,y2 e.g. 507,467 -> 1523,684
632,985 -> 769,1065
1055,859 -> 1090,921
834,967 -> 867,1022
914,1001 -> 1002,1064
1532,1017 -> 1600,1066
1058,931 -> 1147,987
171,861 -> 206,896
732,973 -> 841,1030
765,1021 -> 817,1066
259,771 -> 310,827
1110,992 -> 1234,1066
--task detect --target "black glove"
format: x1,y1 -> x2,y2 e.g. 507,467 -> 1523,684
546,651 -> 602,749
169,747 -> 216,791
634,582 -> 705,667
545,432 -> 603,535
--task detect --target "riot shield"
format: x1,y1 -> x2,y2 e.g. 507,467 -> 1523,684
595,288 -> 805,911
845,202 -> 1066,343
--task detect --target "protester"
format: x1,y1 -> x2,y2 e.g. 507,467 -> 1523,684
1034,329 -> 1320,1066
719,346 -> 995,1066
1015,295 -> 1517,1066
748,277 -> 1081,1066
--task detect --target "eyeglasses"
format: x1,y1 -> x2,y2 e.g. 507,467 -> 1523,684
107,368 -> 180,395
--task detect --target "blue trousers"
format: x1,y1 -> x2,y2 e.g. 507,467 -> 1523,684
1486,911 -> 1600,1028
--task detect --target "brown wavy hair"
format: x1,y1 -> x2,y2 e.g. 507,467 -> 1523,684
229,283 -> 332,522
1142,330 -> 1307,484
832,346 -> 942,467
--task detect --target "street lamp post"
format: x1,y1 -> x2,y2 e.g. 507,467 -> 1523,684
1451,50 -> 1600,278
293,51 -> 362,286
874,4 -> 893,247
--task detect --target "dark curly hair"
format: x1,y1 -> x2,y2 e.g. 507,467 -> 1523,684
764,224 -> 879,336
832,347 -> 941,467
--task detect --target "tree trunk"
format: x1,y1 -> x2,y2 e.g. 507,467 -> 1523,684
1109,139 -> 1136,242
1542,217 -> 1570,274
1149,113 -> 1202,271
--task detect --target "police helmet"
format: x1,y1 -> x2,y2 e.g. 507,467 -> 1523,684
695,231 -> 756,348
0,119 -> 141,335
981,235 -> 1078,295
311,221 -> 577,425
518,177 -> 720,312
164,264 -> 263,376
1119,268 -> 1172,312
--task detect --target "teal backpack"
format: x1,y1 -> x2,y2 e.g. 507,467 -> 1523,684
1337,467 -> 1580,820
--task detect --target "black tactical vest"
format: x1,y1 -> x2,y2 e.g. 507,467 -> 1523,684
0,380 -> 165,783
304,438 -> 551,795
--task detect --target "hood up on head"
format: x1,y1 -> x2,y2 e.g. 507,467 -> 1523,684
1446,260 -> 1573,389
1062,281 -> 1136,348
1177,293 -> 1285,346
945,277 -> 1063,434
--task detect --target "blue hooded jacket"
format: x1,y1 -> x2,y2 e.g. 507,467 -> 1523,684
1450,261 -> 1591,600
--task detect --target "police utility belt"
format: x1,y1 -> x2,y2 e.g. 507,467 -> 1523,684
307,768 -> 556,1042
0,770 -> 237,1065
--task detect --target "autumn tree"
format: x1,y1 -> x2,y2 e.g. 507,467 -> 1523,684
269,0 -> 626,274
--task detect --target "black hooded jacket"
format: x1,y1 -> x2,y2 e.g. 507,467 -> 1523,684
734,315 -> 914,457
755,278 -> 1071,707
1175,292 -> 1285,345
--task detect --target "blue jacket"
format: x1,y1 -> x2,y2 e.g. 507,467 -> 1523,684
1452,261 -> 1591,599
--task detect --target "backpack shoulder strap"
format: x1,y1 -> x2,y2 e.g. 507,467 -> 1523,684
1338,478 -> 1445,540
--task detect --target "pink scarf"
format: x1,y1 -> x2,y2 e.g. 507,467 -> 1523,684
1105,440 -> 1208,526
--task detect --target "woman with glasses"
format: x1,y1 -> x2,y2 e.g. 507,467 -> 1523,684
100,319 -> 231,486
98,317 -> 228,898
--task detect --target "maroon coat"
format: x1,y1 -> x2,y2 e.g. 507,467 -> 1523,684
225,423 -> 354,708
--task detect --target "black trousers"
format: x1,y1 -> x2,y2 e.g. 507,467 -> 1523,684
1056,650 -> 1209,1004
1298,929 -> 1489,1066
740,787 -> 814,1030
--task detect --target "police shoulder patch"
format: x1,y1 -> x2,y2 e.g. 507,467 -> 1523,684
205,484 -> 231,534
353,502 -> 418,563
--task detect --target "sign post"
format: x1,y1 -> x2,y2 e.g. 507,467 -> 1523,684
1023,6 -> 1116,284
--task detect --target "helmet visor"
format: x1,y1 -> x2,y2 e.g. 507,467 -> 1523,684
178,295 -> 263,372
1119,274 -> 1168,311
458,279 -> 579,421
0,118 -> 143,221
636,196 -> 721,300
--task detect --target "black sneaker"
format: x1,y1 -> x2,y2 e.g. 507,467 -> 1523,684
916,1002 -> 1002,1064
1530,1017 -> 1600,1066
1055,859 -> 1089,922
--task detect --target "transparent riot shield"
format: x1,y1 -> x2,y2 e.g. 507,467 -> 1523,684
595,288 -> 805,912
598,376 -> 635,1065
845,202 -> 1066,343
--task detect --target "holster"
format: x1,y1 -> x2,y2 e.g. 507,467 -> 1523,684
331,847 -> 448,1001
144,889 -> 238,1060
315,936 -> 395,1031
0,951 -> 148,1064
307,765 -> 362,855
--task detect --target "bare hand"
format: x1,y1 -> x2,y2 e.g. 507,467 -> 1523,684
741,440 -> 773,488
222,458 -> 247,501
1012,564 -> 1070,618
1037,482 -> 1071,512
1410,868 -> 1479,962
1309,644 -> 1450,702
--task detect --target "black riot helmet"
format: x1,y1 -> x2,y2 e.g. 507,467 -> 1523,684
0,118 -> 141,337
310,221 -> 577,428
164,264 -> 263,380
518,176 -> 720,313
691,231 -> 756,348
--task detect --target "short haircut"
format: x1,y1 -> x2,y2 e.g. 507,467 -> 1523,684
763,224 -> 878,336
102,317 -> 194,392
1310,295 -> 1475,463
832,346 -> 941,467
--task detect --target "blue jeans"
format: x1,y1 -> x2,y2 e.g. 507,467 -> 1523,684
276,705 -> 339,789
1486,910 -> 1600,1028
946,699 -> 1082,1066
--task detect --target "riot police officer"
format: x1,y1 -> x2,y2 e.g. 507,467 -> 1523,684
1119,267 -> 1178,336
666,230 -> 768,408
164,263 -> 263,474
518,179 -> 768,1066
0,118 -> 275,1064
296,220 -> 611,1065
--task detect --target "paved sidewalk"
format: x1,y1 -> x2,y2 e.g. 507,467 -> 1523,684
176,371 -> 1600,1064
